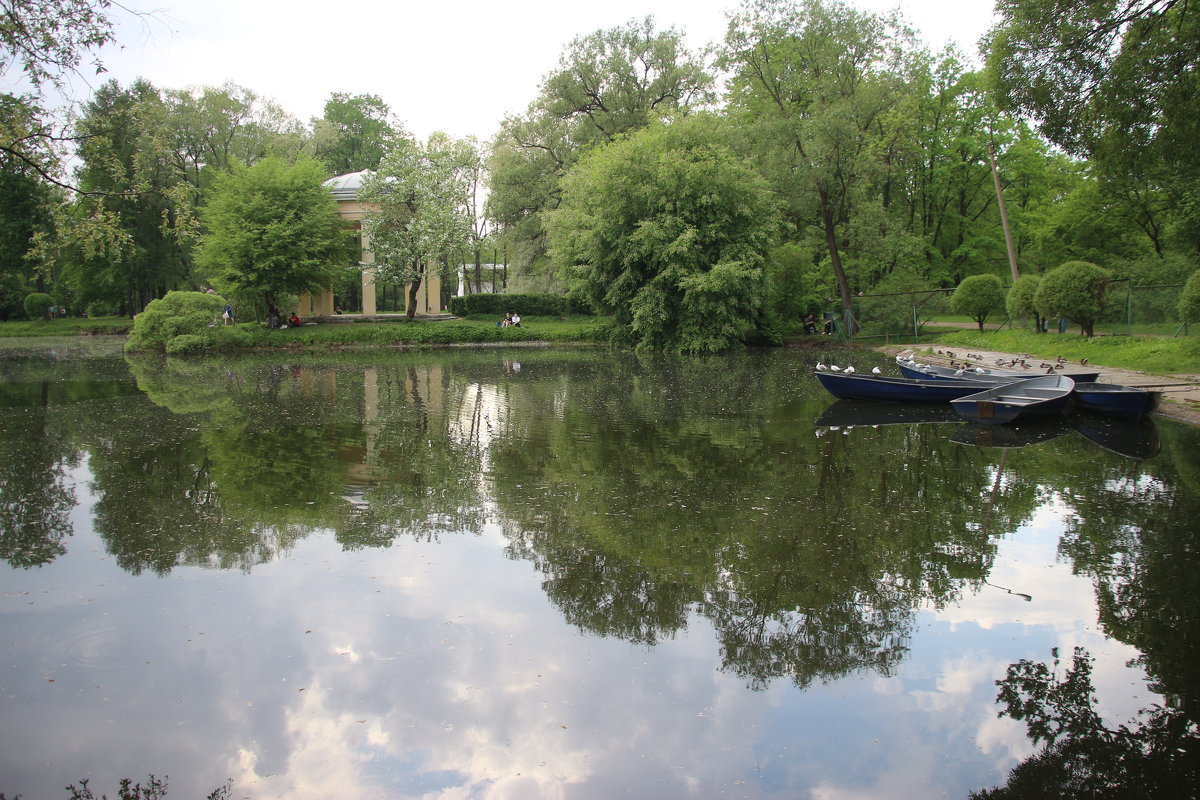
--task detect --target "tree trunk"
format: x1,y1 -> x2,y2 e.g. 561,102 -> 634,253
820,192 -> 854,321
474,248 -> 482,294
406,259 -> 422,319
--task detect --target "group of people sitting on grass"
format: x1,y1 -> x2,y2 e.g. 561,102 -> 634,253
265,305 -> 305,329
500,312 -> 521,327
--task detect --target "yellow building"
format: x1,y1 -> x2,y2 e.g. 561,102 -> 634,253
296,170 -> 443,318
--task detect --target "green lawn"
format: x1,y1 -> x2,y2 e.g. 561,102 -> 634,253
922,328 -> 1200,375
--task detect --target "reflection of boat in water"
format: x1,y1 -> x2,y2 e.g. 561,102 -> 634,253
951,418 -> 1074,449
815,400 -> 961,428
1074,416 -> 1161,460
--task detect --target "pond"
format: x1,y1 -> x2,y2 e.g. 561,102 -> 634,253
1,339 -> 1197,799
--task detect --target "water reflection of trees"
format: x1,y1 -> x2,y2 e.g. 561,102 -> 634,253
974,424 -> 1200,798
7,346 -> 1200,706
0,379 -> 77,568
0,347 -> 140,568
106,354 -> 498,572
971,647 -> 1199,799
489,352 -> 1048,688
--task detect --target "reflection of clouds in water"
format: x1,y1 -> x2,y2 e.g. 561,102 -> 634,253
8,484 -> 1165,799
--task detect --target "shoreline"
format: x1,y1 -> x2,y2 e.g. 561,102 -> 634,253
880,344 -> 1200,426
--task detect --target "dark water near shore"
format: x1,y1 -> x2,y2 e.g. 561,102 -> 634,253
2,339 -> 1197,799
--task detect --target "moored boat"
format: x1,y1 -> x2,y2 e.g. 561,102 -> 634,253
1071,382 -> 1162,420
814,371 -> 999,403
896,357 -> 1100,384
950,374 -> 1075,425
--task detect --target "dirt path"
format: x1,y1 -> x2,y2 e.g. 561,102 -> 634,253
880,345 -> 1200,426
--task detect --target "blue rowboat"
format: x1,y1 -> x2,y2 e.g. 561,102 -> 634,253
950,375 -> 1075,425
896,357 -> 1100,384
1071,382 -> 1162,420
814,371 -> 999,403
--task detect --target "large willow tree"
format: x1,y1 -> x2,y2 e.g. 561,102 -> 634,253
548,114 -> 778,352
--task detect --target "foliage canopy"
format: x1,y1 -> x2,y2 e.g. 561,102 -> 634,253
548,114 -> 778,352
195,156 -> 353,307
952,274 -> 1006,331
1034,261 -> 1112,338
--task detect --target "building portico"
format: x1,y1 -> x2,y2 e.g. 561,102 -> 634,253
299,171 -> 443,318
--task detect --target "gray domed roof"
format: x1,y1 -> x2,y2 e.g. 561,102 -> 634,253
324,170 -> 372,201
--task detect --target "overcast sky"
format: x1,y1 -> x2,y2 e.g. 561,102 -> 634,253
69,0 -> 997,142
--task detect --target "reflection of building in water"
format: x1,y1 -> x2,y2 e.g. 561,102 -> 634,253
296,171 -> 444,319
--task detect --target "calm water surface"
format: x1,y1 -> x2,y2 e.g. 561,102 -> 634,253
1,339 -> 1197,799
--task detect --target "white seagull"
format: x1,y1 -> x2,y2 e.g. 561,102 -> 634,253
816,362 -> 828,371
844,365 -> 856,373
872,366 -> 882,374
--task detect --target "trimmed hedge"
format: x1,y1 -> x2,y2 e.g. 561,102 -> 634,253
449,293 -> 592,317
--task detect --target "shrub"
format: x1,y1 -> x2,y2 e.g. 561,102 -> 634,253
165,334 -> 208,355
1006,274 -> 1043,333
126,291 -> 226,352
1034,261 -> 1112,338
448,293 -> 583,318
951,274 -> 1006,331
1180,269 -> 1200,326
23,292 -> 53,320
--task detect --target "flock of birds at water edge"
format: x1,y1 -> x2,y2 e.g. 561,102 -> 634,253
817,352 -> 1089,377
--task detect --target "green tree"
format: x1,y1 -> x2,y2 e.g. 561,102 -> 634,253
195,155 -> 352,308
952,273 -> 1006,331
22,291 -> 52,319
987,0 -> 1200,253
722,0 -> 922,327
0,143 -> 56,318
857,269 -> 947,335
311,92 -> 394,175
548,115 -> 779,352
1006,273 -> 1044,333
160,83 -> 309,198
1180,270 -> 1200,327
124,290 -> 225,352
487,17 -> 714,276
1034,260 -> 1112,337
0,0 -> 119,185
359,133 -> 472,319
67,79 -> 191,314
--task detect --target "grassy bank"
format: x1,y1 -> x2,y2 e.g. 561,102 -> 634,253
0,317 -> 132,336
922,329 -> 1200,375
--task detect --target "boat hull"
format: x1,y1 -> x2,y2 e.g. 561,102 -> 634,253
1072,382 -> 1162,420
950,375 -> 1076,425
814,371 -> 997,403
